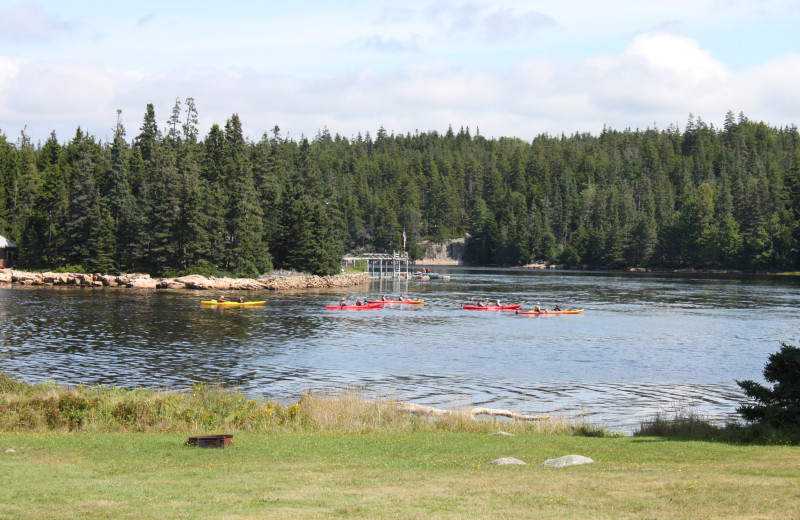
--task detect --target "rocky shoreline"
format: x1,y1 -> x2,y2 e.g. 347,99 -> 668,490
0,270 -> 371,291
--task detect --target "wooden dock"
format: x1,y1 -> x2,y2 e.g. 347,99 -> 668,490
342,252 -> 410,279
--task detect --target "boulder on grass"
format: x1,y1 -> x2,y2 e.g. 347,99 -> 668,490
488,457 -> 526,465
540,455 -> 594,468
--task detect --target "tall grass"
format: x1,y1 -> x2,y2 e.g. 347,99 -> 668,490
0,374 -> 301,433
0,374 -> 605,436
635,410 -> 800,444
298,388 -> 602,435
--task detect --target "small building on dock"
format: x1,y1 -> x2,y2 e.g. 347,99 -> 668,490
0,235 -> 17,268
342,251 -> 410,279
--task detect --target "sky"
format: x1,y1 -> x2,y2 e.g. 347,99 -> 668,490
1,0 -> 799,144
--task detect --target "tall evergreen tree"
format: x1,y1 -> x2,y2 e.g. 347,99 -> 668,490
282,194 -> 344,275
63,142 -> 114,271
105,111 -> 133,269
221,114 -> 272,276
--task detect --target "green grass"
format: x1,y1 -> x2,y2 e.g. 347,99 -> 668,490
1,431 -> 798,519
3,375 -> 799,518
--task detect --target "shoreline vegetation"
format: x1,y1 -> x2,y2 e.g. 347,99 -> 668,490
3,110 -> 800,281
0,269 -> 370,290
1,266 -> 795,293
0,374 -> 598,437
1,372 -> 796,444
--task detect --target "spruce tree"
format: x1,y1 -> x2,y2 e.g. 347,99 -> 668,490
737,342 -> 800,429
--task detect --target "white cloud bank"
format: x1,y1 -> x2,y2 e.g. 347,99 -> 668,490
1,31 -> 799,144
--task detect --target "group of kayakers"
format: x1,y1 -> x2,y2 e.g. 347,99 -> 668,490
340,295 -> 407,306
379,294 -> 406,302
472,297 -> 562,312
339,297 -> 369,306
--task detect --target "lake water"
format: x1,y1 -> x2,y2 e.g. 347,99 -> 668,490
1,268 -> 797,433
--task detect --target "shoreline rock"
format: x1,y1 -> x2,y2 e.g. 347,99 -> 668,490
415,238 -> 464,265
0,270 -> 371,291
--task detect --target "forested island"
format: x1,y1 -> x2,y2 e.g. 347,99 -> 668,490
1,99 -> 798,277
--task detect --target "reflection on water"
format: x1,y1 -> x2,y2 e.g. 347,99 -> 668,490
1,269 -> 798,432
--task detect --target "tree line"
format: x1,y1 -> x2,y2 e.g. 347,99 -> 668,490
1,101 -> 798,276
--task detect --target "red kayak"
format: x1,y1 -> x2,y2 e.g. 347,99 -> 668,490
326,303 -> 383,311
462,303 -> 522,311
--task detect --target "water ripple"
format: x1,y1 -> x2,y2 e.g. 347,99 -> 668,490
1,269 -> 798,432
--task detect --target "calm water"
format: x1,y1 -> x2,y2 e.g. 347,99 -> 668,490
1,268 -> 798,432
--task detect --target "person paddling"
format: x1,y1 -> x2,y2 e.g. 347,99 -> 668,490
217,295 -> 225,303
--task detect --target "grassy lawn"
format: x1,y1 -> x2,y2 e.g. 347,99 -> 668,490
1,431 -> 798,520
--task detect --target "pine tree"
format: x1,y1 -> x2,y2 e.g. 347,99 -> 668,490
282,194 -> 344,275
737,342 -> 800,429
21,131 -> 66,266
105,111 -> 132,270
63,142 -> 114,271
221,114 -> 272,276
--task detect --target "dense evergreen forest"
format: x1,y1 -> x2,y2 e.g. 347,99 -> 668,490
1,99 -> 798,276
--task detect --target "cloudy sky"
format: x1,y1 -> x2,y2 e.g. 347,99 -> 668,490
1,0 -> 799,144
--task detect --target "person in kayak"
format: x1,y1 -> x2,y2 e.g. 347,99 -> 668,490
355,299 -> 363,306
534,304 -> 540,312
339,297 -> 347,306
217,295 -> 225,303
553,305 -> 561,311
381,295 -> 387,301
238,297 -> 244,303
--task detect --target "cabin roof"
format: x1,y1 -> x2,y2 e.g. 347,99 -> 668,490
0,235 -> 17,248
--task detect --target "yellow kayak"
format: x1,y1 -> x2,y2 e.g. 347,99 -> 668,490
201,300 -> 266,306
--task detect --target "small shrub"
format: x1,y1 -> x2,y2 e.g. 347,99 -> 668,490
183,263 -> 233,279
737,342 -> 800,429
112,400 -> 154,427
57,394 -> 93,429
0,373 -> 25,393
52,264 -> 87,274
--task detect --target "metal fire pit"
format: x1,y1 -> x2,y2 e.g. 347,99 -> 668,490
188,434 -> 234,448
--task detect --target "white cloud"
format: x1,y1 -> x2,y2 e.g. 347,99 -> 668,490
1,30 -> 798,144
136,11 -> 158,28
481,8 -> 557,41
351,35 -> 421,54
625,32 -> 730,86
430,3 -> 557,41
